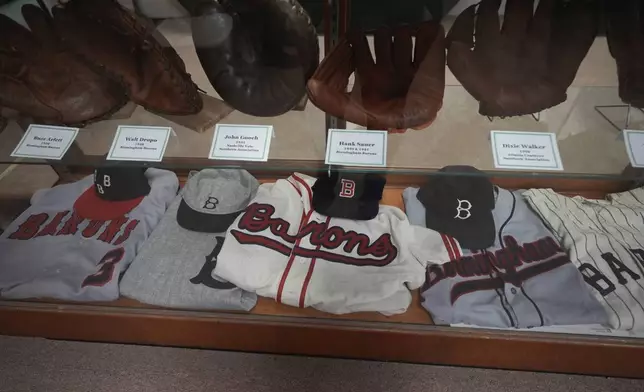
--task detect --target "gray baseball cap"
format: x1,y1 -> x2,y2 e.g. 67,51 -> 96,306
177,169 -> 259,233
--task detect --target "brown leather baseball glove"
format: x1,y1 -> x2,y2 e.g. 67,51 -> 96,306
0,4 -> 127,126
605,0 -> 644,108
447,0 -> 598,117
307,21 -> 445,133
50,0 -> 202,116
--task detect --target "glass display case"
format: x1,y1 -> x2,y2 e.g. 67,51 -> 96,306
1,0 -> 644,378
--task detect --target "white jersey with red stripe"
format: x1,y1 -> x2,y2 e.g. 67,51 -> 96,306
214,173 -> 453,315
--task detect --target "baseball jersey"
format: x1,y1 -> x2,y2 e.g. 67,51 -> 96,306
120,195 -> 257,311
0,168 -> 178,301
524,188 -> 644,331
404,187 -> 607,328
214,173 -> 454,315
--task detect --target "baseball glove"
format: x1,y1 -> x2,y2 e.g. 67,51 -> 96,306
447,0 -> 598,117
307,22 -> 445,133
178,0 -> 319,117
605,0 -> 644,108
50,0 -> 202,116
0,4 -> 127,126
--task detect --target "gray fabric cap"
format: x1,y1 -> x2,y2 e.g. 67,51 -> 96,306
177,169 -> 259,232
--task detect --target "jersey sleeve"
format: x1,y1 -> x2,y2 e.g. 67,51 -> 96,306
406,224 -> 459,267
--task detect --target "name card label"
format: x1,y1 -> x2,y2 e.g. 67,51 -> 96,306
11,124 -> 78,160
624,130 -> 644,168
491,131 -> 563,171
107,126 -> 171,162
209,124 -> 273,161
325,129 -> 387,167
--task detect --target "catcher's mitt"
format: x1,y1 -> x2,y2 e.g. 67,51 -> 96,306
605,0 -> 644,108
0,4 -> 127,126
307,22 -> 445,133
50,0 -> 202,116
447,0 -> 598,117
178,0 -> 319,117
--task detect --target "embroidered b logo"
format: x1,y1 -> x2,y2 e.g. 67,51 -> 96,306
454,199 -> 472,220
203,196 -> 219,210
96,175 -> 111,195
339,179 -> 355,198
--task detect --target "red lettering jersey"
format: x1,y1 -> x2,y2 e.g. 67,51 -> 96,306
0,169 -> 178,301
215,173 -> 453,315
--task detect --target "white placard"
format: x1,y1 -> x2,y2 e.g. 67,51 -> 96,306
107,125 -> 171,162
490,131 -> 563,171
209,124 -> 273,162
325,129 -> 388,167
11,124 -> 79,160
623,130 -> 644,168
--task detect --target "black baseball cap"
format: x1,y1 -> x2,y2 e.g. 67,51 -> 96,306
74,167 -> 151,220
312,171 -> 386,220
416,166 -> 496,250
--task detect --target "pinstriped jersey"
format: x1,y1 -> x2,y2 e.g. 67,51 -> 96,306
524,188 -> 644,331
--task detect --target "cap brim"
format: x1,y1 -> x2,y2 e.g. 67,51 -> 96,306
176,199 -> 243,233
74,186 -> 145,221
425,209 -> 495,250
312,193 -> 379,220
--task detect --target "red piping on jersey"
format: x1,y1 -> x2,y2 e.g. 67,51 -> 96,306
441,234 -> 455,260
276,209 -> 313,304
298,215 -> 332,308
286,178 -> 303,197
448,236 -> 461,259
291,174 -> 313,205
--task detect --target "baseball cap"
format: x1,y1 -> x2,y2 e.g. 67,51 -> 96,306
312,171 -> 386,220
74,167 -> 151,221
177,169 -> 259,233
416,166 -> 496,250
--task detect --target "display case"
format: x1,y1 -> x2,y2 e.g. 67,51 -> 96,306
2,0 -> 644,379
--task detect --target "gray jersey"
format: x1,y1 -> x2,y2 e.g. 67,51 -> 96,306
404,187 -> 607,328
120,196 -> 257,311
0,168 -> 178,301
524,188 -> 644,331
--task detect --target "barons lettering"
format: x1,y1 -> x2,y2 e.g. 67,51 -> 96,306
423,235 -> 571,304
578,250 -> 644,296
231,203 -> 398,266
8,210 -> 139,246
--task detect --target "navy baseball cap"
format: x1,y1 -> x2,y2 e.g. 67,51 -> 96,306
312,171 -> 386,220
74,167 -> 150,221
416,166 -> 496,250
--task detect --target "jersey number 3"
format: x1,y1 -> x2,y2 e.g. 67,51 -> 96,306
82,248 -> 124,288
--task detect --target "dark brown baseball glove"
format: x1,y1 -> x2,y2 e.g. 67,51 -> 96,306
447,0 -> 598,117
307,21 -> 445,133
0,4 -> 127,126
178,0 -> 319,117
50,0 -> 202,116
605,0 -> 644,108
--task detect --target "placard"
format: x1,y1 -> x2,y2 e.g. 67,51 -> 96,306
325,129 -> 387,167
11,124 -> 78,160
107,125 -> 171,162
209,124 -> 273,162
623,130 -> 644,168
490,131 -> 563,171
